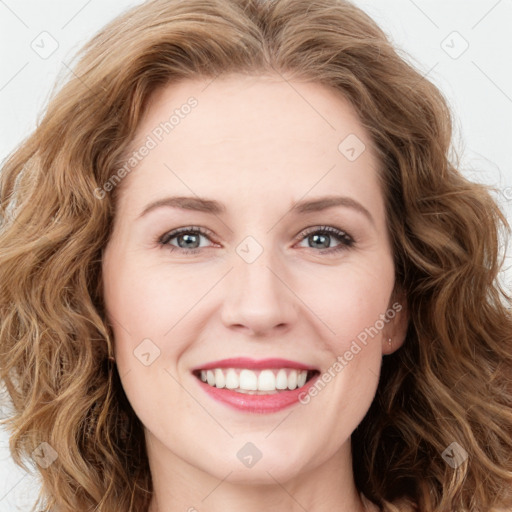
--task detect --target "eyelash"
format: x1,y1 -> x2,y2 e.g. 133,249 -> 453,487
157,225 -> 355,255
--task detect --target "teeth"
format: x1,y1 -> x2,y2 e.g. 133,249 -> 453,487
258,370 -> 275,391
287,370 -> 297,390
276,369 -> 288,389
214,368 -> 225,388
197,368 -> 310,392
239,369 -> 258,390
225,369 -> 238,389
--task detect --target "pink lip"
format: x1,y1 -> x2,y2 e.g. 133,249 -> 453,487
192,357 -> 317,372
191,358 -> 320,414
194,373 -> 320,414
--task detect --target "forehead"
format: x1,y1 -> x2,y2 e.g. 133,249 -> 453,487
115,74 -> 383,217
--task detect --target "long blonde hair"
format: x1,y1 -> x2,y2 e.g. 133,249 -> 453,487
1,1 -> 511,511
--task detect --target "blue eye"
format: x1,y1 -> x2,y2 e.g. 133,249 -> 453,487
158,226 -> 213,254
158,225 -> 355,254
296,225 -> 354,253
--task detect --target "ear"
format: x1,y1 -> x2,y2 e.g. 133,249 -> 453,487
381,289 -> 408,355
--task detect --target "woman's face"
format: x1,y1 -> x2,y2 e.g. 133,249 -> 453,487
102,74 -> 407,485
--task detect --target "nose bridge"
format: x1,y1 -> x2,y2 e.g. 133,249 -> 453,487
220,237 -> 297,334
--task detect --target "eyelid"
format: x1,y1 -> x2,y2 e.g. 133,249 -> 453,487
157,225 -> 356,257
294,225 -> 353,242
158,226 -> 216,246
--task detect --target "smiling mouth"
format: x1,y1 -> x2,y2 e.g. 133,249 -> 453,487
192,368 -> 320,394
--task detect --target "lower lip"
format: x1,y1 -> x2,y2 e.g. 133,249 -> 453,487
194,373 -> 319,413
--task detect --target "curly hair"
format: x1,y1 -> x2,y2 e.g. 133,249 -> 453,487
1,0 -> 511,511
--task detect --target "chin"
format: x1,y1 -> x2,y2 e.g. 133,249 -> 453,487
201,444 -> 314,484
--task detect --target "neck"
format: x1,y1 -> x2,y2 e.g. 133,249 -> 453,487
145,433 -> 372,512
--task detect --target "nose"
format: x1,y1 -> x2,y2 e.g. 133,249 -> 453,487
220,248 -> 298,336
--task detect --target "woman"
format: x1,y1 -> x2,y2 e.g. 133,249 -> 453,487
1,0 -> 511,511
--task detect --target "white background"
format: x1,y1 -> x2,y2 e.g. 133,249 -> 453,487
1,1 -> 511,510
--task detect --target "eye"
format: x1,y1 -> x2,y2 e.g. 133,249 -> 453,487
158,226 -> 215,254
157,225 -> 355,255
295,225 -> 355,253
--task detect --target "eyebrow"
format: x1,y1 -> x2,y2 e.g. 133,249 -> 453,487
137,195 -> 374,225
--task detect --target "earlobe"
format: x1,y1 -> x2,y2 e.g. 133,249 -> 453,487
382,294 -> 408,355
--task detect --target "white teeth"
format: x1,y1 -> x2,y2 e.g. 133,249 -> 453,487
225,369 -> 238,389
239,369 -> 258,390
197,367 -> 310,392
258,370 -> 276,391
275,369 -> 288,389
214,368 -> 225,388
287,370 -> 298,390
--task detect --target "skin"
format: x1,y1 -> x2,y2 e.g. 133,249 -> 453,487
102,74 -> 408,512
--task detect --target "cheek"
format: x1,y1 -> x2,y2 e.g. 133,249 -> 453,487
304,258 -> 395,349
102,253 -> 218,384
305,268 -> 389,430
103,256 -> 196,338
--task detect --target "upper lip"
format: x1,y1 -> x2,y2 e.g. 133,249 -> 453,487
192,357 -> 318,372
